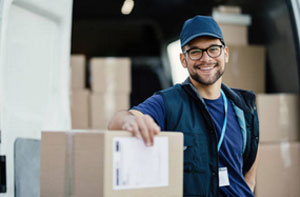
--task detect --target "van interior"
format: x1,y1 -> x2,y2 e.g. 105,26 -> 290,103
71,0 -> 300,108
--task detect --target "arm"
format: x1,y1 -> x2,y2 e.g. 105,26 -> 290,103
244,145 -> 260,192
108,109 -> 161,146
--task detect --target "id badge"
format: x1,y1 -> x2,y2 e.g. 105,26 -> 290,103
219,167 -> 230,187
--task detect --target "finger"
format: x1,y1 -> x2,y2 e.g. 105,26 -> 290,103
145,115 -> 161,134
135,116 -> 151,146
122,121 -> 141,139
144,115 -> 157,145
152,121 -> 161,135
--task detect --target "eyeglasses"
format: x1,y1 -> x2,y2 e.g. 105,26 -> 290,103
183,45 -> 224,61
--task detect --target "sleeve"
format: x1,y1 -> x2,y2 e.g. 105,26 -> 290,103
131,94 -> 165,130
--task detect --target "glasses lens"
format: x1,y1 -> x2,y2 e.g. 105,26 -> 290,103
207,46 -> 222,57
188,49 -> 202,60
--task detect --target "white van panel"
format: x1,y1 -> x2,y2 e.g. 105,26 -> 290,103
0,0 -> 73,196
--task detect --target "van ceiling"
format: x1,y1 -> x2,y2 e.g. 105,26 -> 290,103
72,0 -> 300,93
71,0 -> 277,57
71,0 -> 264,56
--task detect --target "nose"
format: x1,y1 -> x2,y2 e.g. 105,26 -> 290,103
199,51 -> 211,61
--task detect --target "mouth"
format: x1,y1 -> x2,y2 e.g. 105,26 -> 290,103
195,63 -> 217,71
199,66 -> 215,71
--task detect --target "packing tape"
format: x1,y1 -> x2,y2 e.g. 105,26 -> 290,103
105,58 -> 117,92
65,131 -> 75,197
279,94 -> 289,128
280,138 -> 291,168
104,92 -> 116,126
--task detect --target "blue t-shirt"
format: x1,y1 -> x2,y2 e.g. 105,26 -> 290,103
133,93 -> 254,196
204,96 -> 254,197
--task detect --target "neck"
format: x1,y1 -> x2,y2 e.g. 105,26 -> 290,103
189,77 -> 222,100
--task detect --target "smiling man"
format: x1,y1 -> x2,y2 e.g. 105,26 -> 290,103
109,15 -> 259,196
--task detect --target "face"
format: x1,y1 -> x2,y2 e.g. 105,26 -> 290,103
180,36 -> 229,86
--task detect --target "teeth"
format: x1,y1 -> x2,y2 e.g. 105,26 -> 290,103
200,66 -> 214,70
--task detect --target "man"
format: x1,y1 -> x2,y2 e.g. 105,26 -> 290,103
108,15 -> 259,196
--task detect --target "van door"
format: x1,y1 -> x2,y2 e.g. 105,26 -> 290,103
0,0 -> 73,196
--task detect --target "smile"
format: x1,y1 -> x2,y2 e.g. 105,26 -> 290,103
200,66 -> 215,71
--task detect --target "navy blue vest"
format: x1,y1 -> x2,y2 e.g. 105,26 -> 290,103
158,83 -> 259,197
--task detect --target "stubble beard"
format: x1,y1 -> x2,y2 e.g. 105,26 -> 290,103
190,63 -> 225,86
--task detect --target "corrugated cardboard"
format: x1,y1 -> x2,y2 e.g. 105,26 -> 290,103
213,9 -> 251,46
220,24 -> 248,45
71,55 -> 86,89
257,94 -> 300,143
71,89 -> 90,129
40,130 -> 183,197
40,132 -> 68,197
90,57 -> 131,93
90,92 -> 130,129
256,142 -> 300,197
222,45 -> 265,93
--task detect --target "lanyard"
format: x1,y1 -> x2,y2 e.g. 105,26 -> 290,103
218,89 -> 228,152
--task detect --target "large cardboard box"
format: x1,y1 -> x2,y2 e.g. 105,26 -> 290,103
222,45 -> 265,93
220,24 -> 248,46
256,142 -> 300,197
213,11 -> 251,46
90,92 -> 130,129
40,130 -> 183,197
71,89 -> 90,129
71,55 -> 86,89
90,57 -> 131,93
257,94 -> 300,143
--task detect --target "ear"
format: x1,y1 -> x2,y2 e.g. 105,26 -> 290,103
180,53 -> 187,68
224,46 -> 229,63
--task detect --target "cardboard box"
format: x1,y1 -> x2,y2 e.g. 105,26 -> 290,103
257,94 -> 300,143
220,24 -> 248,45
213,6 -> 242,14
222,45 -> 266,93
71,55 -> 86,89
90,57 -> 131,93
90,92 -> 130,129
71,89 -> 90,129
40,130 -> 183,197
213,11 -> 251,45
256,142 -> 300,197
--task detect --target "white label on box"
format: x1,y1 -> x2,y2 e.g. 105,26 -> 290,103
113,137 -> 169,190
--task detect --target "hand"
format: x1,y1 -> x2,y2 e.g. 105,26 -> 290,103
121,113 -> 161,146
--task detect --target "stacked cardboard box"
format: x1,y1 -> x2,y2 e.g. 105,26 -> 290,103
40,130 -> 183,197
255,94 -> 300,196
213,6 -> 266,94
90,57 -> 131,129
223,45 -> 265,93
70,55 -> 90,129
213,6 -> 250,46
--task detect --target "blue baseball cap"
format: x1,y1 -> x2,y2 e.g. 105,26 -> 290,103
180,15 -> 225,47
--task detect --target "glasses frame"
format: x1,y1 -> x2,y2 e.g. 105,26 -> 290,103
183,44 -> 224,61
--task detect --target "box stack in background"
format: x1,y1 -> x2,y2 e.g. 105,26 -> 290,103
90,58 -> 131,129
40,130 -> 183,197
213,6 -> 266,93
70,56 -> 131,130
70,55 -> 90,129
213,6 -> 300,196
255,94 -> 300,196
